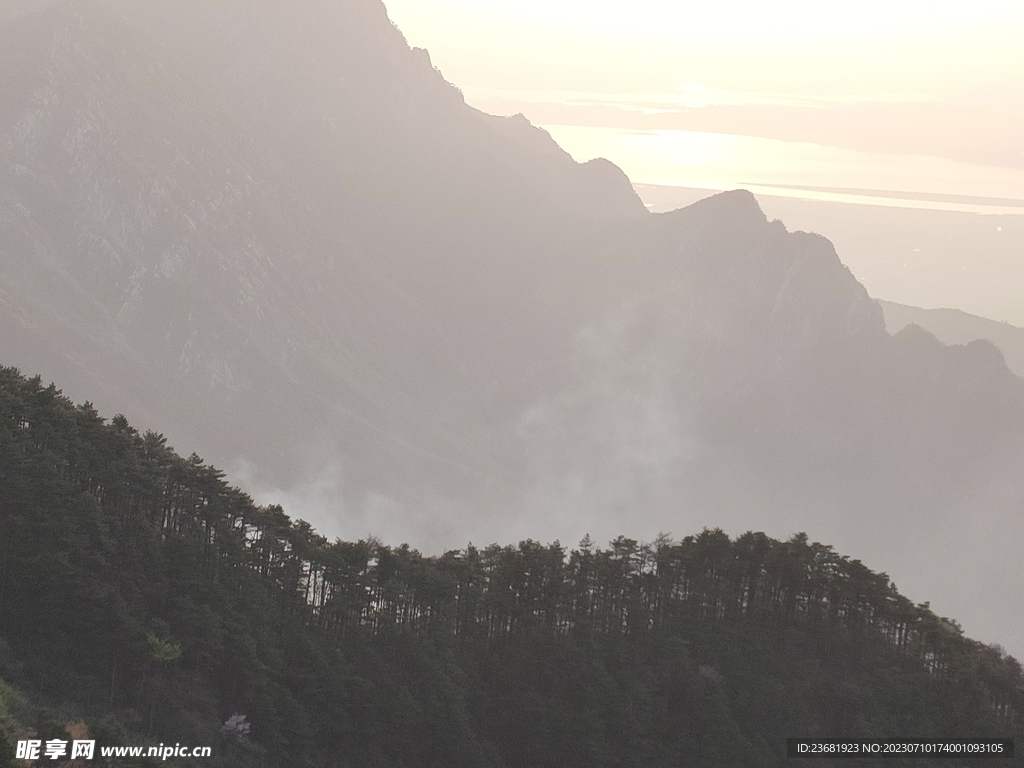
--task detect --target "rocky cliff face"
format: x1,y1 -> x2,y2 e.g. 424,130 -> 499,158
0,0 -> 646,488
2,0 -> 1023,655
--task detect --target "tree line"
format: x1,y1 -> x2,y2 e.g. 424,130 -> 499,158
1,365 -> 1021,766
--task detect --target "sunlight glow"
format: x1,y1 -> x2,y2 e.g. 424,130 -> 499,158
383,0 -> 1024,208
542,126 -> 1024,214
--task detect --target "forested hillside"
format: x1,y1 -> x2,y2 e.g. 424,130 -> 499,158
0,365 -> 1021,767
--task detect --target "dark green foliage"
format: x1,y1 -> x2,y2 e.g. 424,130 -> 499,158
0,722 -> 14,768
0,366 -> 1021,767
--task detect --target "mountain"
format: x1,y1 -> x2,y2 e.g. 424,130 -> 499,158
2,0 -> 1024,658
879,300 -> 1024,380
0,0 -> 643,494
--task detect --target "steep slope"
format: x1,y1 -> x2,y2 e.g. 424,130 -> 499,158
1,0 -> 1024,657
0,0 -> 645,500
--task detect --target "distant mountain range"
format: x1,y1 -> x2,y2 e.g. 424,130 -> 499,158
879,301 -> 1024,380
2,0 -> 1023,657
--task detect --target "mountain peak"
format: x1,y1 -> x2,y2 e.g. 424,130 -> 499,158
684,188 -> 765,220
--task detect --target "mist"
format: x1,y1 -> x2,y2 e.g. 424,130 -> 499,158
2,0 -> 1023,668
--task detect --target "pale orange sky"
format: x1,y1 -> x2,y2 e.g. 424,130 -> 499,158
384,0 -> 1023,207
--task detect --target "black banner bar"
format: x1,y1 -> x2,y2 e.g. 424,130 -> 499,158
786,739 -> 1014,759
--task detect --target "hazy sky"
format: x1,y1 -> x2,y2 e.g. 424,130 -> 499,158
384,0 -> 1023,211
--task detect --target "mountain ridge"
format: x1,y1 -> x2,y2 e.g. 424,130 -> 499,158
1,365 -> 1021,766
880,299 -> 1024,380
1,0 -> 1023,657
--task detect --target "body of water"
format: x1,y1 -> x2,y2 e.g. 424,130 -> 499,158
541,124 -> 1024,216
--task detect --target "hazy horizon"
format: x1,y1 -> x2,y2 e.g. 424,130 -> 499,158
384,0 -> 1024,324
384,0 -> 1022,175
